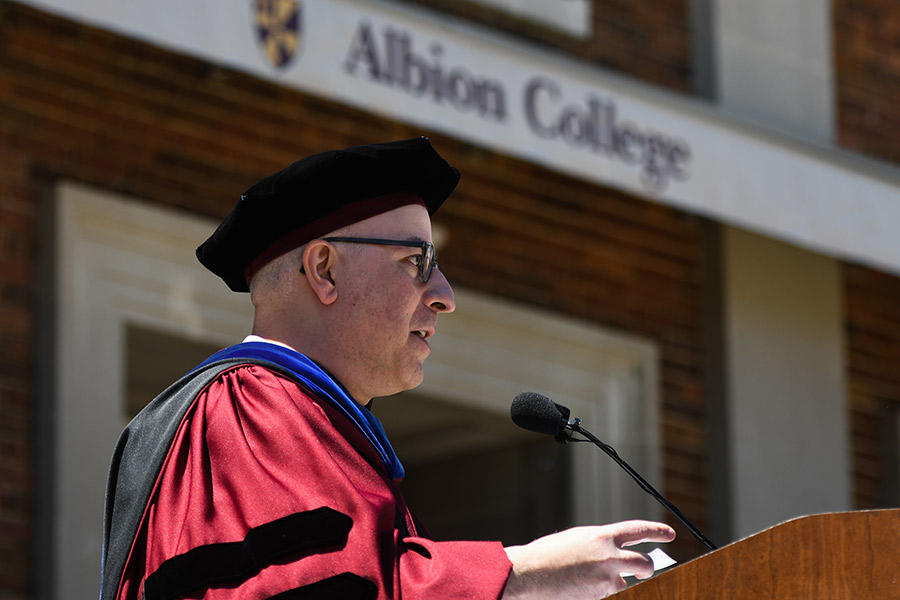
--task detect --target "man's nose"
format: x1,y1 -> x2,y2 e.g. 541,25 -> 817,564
425,268 -> 455,313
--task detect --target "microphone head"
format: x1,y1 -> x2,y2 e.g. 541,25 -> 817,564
510,391 -> 571,436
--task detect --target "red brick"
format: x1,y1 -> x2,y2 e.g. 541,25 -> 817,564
835,0 -> 900,165
844,263 -> 900,509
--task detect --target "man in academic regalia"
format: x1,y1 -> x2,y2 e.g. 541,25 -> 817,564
100,137 -> 675,600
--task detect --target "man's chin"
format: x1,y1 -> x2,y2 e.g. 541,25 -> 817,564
371,370 -> 425,399
398,366 -> 426,394
402,369 -> 425,391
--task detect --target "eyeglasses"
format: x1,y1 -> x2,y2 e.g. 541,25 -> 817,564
324,237 -> 439,283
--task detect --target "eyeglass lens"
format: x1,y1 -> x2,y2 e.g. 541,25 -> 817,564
422,243 -> 435,283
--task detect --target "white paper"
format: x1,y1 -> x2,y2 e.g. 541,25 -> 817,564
621,548 -> 677,578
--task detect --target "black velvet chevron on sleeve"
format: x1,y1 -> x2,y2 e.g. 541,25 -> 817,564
143,507 -> 354,600
266,572 -> 378,600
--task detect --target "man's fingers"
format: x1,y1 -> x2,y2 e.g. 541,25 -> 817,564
502,521 -> 676,599
611,520 -> 676,547
616,550 -> 657,580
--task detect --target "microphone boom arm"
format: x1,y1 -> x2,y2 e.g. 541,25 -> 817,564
564,418 -> 718,551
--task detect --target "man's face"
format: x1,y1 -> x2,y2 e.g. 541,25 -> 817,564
330,204 -> 455,401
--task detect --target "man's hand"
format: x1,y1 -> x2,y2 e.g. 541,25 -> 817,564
502,520 -> 676,600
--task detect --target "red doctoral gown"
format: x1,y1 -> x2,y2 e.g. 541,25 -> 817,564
103,361 -> 512,599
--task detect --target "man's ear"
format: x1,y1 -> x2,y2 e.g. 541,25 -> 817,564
302,240 -> 338,305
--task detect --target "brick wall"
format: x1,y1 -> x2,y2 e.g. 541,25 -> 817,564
834,0 -> 900,165
845,264 -> 900,509
0,3 -> 708,596
402,0 -> 693,92
833,0 -> 900,511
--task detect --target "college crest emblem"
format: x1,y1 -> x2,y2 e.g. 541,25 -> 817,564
254,0 -> 302,69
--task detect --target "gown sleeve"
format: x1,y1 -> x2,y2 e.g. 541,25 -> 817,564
115,364 -> 512,600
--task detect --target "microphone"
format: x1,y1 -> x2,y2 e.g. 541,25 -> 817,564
510,391 -> 571,442
511,391 -> 718,551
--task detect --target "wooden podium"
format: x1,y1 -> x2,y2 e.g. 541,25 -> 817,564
614,509 -> 900,599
